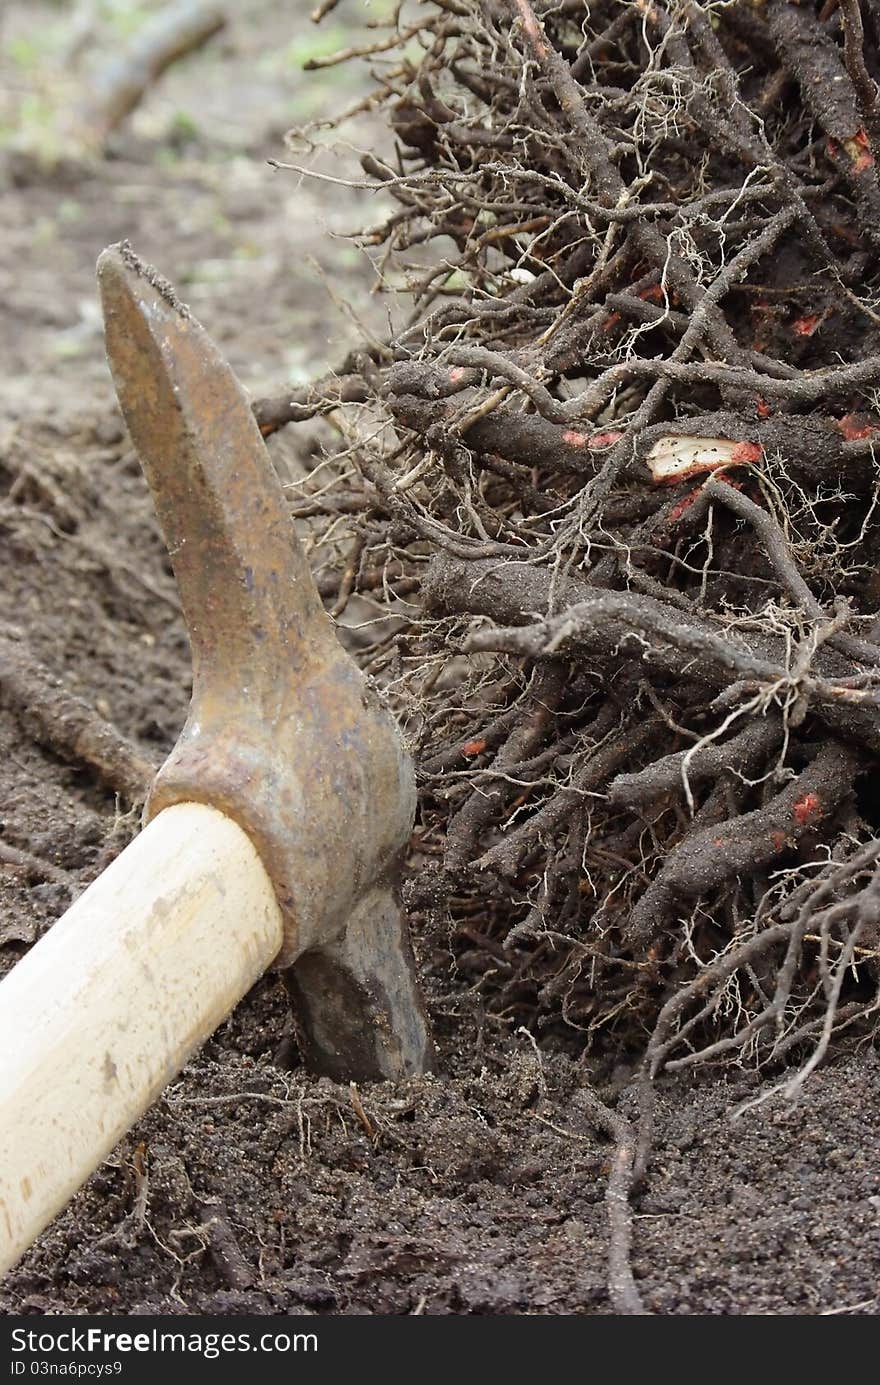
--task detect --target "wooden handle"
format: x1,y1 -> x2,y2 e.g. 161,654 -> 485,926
0,802 -> 283,1275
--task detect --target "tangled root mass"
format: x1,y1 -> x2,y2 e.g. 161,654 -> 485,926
261,0 -> 880,1089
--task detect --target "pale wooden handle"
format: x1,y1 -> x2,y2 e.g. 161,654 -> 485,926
0,802 -> 283,1274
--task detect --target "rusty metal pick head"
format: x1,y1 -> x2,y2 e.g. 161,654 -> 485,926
98,242 -> 434,1080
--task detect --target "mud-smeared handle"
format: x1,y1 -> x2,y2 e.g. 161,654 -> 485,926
0,804 -> 282,1276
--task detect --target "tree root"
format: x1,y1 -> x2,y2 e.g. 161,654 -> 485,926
0,637 -> 155,803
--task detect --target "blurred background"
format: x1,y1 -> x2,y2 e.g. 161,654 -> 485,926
0,0 -> 391,419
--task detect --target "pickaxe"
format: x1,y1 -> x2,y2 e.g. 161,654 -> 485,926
0,243 -> 434,1275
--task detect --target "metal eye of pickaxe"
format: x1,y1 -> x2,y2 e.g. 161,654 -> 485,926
0,243 -> 434,1275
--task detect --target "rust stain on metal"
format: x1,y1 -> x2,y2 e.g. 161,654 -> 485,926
97,243 -> 433,1081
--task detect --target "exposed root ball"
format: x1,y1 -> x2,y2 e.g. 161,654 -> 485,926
265,0 -> 880,1087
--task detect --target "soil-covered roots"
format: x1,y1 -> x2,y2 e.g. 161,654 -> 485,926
260,2 -> 880,1300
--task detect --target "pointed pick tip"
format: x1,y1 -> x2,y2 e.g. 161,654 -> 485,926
97,240 -> 193,325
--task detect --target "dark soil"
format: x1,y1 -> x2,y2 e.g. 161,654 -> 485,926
0,1 -> 878,1316
8,1032 -> 880,1316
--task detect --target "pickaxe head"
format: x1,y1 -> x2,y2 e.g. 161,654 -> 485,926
97,242 -> 433,1081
